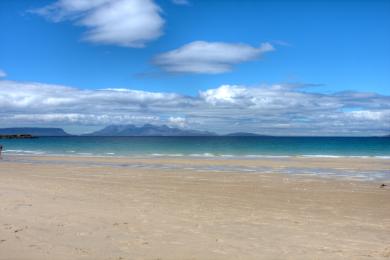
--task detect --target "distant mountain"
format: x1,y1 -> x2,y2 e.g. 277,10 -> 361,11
0,127 -> 71,136
85,124 -> 217,136
0,125 -> 270,137
225,132 -> 268,137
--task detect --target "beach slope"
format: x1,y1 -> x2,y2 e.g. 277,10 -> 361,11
0,156 -> 389,259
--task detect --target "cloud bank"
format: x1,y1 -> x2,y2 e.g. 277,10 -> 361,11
33,0 -> 164,47
0,70 -> 6,78
153,41 -> 275,74
0,80 -> 389,136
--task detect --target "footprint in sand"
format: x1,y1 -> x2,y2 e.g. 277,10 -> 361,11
14,226 -> 28,233
74,247 -> 89,255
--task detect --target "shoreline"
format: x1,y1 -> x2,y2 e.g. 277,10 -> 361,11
3,154 -> 390,182
3,150 -> 390,159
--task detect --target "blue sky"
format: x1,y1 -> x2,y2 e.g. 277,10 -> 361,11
1,0 -> 389,94
0,0 -> 389,135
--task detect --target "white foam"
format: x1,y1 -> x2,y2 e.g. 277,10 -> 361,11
3,149 -> 390,160
4,149 -> 46,155
243,155 -> 291,158
374,156 -> 390,159
189,153 -> 216,157
301,155 -> 390,159
301,155 -> 342,158
76,152 -> 93,156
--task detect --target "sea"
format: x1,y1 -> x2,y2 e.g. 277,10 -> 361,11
1,136 -> 390,181
1,136 -> 390,158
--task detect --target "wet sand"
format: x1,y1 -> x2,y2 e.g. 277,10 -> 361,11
0,156 -> 389,259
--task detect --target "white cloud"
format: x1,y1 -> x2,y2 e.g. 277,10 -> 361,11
199,84 -> 341,111
0,70 -> 6,78
168,116 -> 187,128
153,41 -> 275,74
171,0 -> 190,5
200,85 -> 248,105
0,80 -> 186,111
0,80 -> 389,136
32,0 -> 164,47
347,110 -> 388,121
9,113 -> 160,125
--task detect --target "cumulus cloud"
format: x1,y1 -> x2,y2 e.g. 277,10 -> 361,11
0,80 -> 389,136
347,110 -> 389,121
168,116 -> 188,127
32,0 -> 164,47
0,80 -> 186,112
153,41 -> 275,74
0,70 -> 6,78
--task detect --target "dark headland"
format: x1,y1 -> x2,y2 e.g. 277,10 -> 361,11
0,127 -> 71,138
0,134 -> 36,139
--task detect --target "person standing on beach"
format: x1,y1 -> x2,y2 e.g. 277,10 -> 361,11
0,144 -> 2,158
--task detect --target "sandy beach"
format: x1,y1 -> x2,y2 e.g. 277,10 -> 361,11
0,155 -> 389,259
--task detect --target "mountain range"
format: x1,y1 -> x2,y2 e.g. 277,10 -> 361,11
1,126 -> 389,137
84,124 -> 217,136
0,125 -> 267,137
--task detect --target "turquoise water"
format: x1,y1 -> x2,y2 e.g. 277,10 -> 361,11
1,136 -> 390,158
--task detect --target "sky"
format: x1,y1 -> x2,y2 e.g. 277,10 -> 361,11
0,0 -> 389,135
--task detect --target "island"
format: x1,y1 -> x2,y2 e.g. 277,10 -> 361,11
0,134 -> 36,139
0,127 -> 71,137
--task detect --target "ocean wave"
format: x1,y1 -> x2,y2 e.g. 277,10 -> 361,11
76,152 -> 94,156
3,149 -> 47,155
374,156 -> 390,159
2,152 -> 389,181
301,155 -> 344,158
2,150 -> 390,159
151,153 -> 185,157
189,153 -> 216,157
300,155 -> 390,159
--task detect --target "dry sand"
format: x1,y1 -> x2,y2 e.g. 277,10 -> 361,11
0,156 -> 389,259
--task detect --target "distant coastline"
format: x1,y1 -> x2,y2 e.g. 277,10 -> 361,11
0,125 -> 270,137
0,134 -> 36,139
0,126 -> 388,137
0,127 -> 70,137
